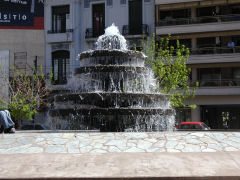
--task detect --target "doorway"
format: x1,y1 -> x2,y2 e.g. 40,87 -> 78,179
129,0 -> 142,35
92,3 -> 105,37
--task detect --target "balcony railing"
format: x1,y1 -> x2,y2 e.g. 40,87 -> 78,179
85,28 -> 105,39
47,29 -> 73,34
156,14 -> 240,27
190,46 -> 240,55
122,24 -> 149,36
190,80 -> 240,87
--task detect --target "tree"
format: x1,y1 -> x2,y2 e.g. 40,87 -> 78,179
0,66 -> 49,128
142,34 -> 198,108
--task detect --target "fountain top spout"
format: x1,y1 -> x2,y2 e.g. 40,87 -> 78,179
95,23 -> 128,50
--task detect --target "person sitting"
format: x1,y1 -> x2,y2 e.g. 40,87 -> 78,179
0,110 -> 15,133
228,40 -> 235,47
228,40 -> 235,53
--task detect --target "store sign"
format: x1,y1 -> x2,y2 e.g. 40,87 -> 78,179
0,0 -> 44,29
0,12 -> 33,26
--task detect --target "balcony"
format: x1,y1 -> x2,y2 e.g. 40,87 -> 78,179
156,14 -> 240,27
122,24 -> 149,38
46,29 -> 74,43
85,28 -> 105,43
156,14 -> 240,35
47,29 -> 73,34
187,46 -> 240,64
189,80 -> 240,96
191,46 -> 240,55
191,80 -> 240,87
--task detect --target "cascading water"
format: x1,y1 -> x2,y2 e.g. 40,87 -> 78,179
48,24 -> 175,132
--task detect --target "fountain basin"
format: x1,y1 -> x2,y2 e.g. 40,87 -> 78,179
48,24 -> 175,132
49,108 -> 174,131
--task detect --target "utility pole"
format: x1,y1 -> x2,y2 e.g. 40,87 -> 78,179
34,56 -> 38,74
33,56 -> 38,124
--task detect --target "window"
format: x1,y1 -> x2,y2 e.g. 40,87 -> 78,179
198,67 -> 240,86
196,6 -> 218,23
159,9 -> 191,20
197,37 -> 216,48
220,4 -> 240,15
175,108 -> 191,124
201,105 -> 240,129
197,6 -> 216,17
52,50 -> 70,85
233,68 -> 240,86
169,39 -> 192,49
191,124 -> 202,130
198,68 -> 220,86
179,124 -> 190,129
92,4 -> 105,37
129,0 -> 142,35
52,5 -> 70,33
196,37 -> 216,54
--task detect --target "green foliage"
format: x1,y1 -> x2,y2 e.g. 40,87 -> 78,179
133,44 -> 137,51
142,34 -> 198,108
5,94 -> 37,122
0,66 -> 48,127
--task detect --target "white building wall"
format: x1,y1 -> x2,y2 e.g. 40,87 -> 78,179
0,29 -> 44,74
45,0 -> 76,77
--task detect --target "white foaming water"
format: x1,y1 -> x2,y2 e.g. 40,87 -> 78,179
95,23 -> 128,50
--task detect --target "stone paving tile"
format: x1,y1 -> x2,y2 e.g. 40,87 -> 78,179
45,145 -> 67,153
66,140 -> 80,153
0,131 -> 240,154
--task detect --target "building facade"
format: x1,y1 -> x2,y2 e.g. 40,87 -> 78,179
0,0 -> 45,76
45,0 -> 155,87
0,0 -> 44,110
155,0 -> 240,129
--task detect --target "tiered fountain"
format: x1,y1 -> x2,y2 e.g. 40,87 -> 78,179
48,24 -> 175,132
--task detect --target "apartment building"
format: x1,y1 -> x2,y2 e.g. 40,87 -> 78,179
45,0 -> 154,86
155,0 -> 240,129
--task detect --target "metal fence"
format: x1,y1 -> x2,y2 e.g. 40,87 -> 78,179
156,14 -> 240,27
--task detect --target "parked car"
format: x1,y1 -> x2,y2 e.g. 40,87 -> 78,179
21,124 -> 48,130
175,122 -> 210,131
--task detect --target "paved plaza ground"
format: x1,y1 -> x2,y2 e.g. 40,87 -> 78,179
0,131 -> 240,179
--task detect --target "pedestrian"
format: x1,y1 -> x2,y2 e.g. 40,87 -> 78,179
0,110 -> 15,133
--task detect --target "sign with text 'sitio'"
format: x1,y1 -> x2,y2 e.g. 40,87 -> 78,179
0,0 -> 44,29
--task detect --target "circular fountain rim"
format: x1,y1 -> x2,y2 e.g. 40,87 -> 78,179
54,92 -> 168,98
79,49 -> 146,59
74,65 -> 151,74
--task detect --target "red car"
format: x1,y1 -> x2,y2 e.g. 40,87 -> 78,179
175,122 -> 210,130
